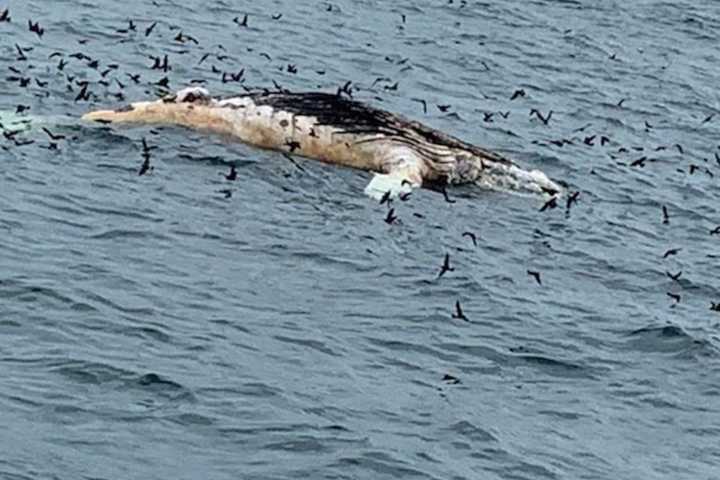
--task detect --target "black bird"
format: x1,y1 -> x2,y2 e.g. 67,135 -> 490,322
617,98 -> 626,107
150,55 -> 170,72
15,105 -> 30,114
411,98 -> 428,114
15,44 -> 27,61
370,77 -> 392,89
539,196 -> 557,212
482,112 -> 494,123
437,104 -> 451,112
285,140 -> 301,152
510,88 -> 526,100
438,183 -> 455,204
527,270 -> 542,285
600,136 -> 610,146
689,164 -> 699,175
666,271 -> 682,281
15,77 -> 31,88
74,84 -> 90,102
234,14 -> 248,27
530,109 -> 552,125
630,156 -> 647,167
662,248 -> 681,258
127,73 -> 141,83
583,135 -> 596,146
13,138 -> 35,147
462,231 -> 477,247
0,8 -> 10,22
666,292 -> 680,304
438,253 -> 454,278
174,32 -> 198,44
219,189 -> 232,199
452,300 -> 469,321
141,137 -> 157,154
384,208 -> 398,225
675,143 -> 684,154
138,156 -> 152,176
69,52 -> 91,61
224,165 -> 237,181
286,64 -> 297,74
379,190 -> 392,205
442,374 -> 461,384
566,191 -> 580,211
398,191 -> 412,202
710,302 -> 720,312
710,226 -> 720,235
272,80 -> 288,93
702,114 -> 714,124
498,111 -> 510,119
145,21 -> 157,37
662,206 -> 669,224
272,13 -> 283,20
28,20 -> 44,38
42,127 -> 65,141
383,81 -> 399,91
3,130 -> 21,141
337,80 -> 353,98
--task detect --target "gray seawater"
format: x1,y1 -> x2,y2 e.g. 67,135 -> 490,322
2,0 -> 720,478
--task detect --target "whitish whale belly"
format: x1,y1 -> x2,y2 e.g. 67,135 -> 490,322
211,97 -> 387,173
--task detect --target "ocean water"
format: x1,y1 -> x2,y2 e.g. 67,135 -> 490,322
1,1 -> 719,479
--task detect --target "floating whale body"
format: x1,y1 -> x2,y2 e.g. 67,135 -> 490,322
82,87 -> 561,200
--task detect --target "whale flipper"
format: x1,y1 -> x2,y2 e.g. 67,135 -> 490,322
364,172 -> 415,201
364,147 -> 425,200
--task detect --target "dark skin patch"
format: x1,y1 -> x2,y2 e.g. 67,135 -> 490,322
279,119 -> 289,127
115,104 -> 135,113
242,92 -> 512,170
247,92 -> 510,162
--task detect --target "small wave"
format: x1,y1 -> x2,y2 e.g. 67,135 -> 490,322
89,229 -> 170,241
626,324 -> 719,357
